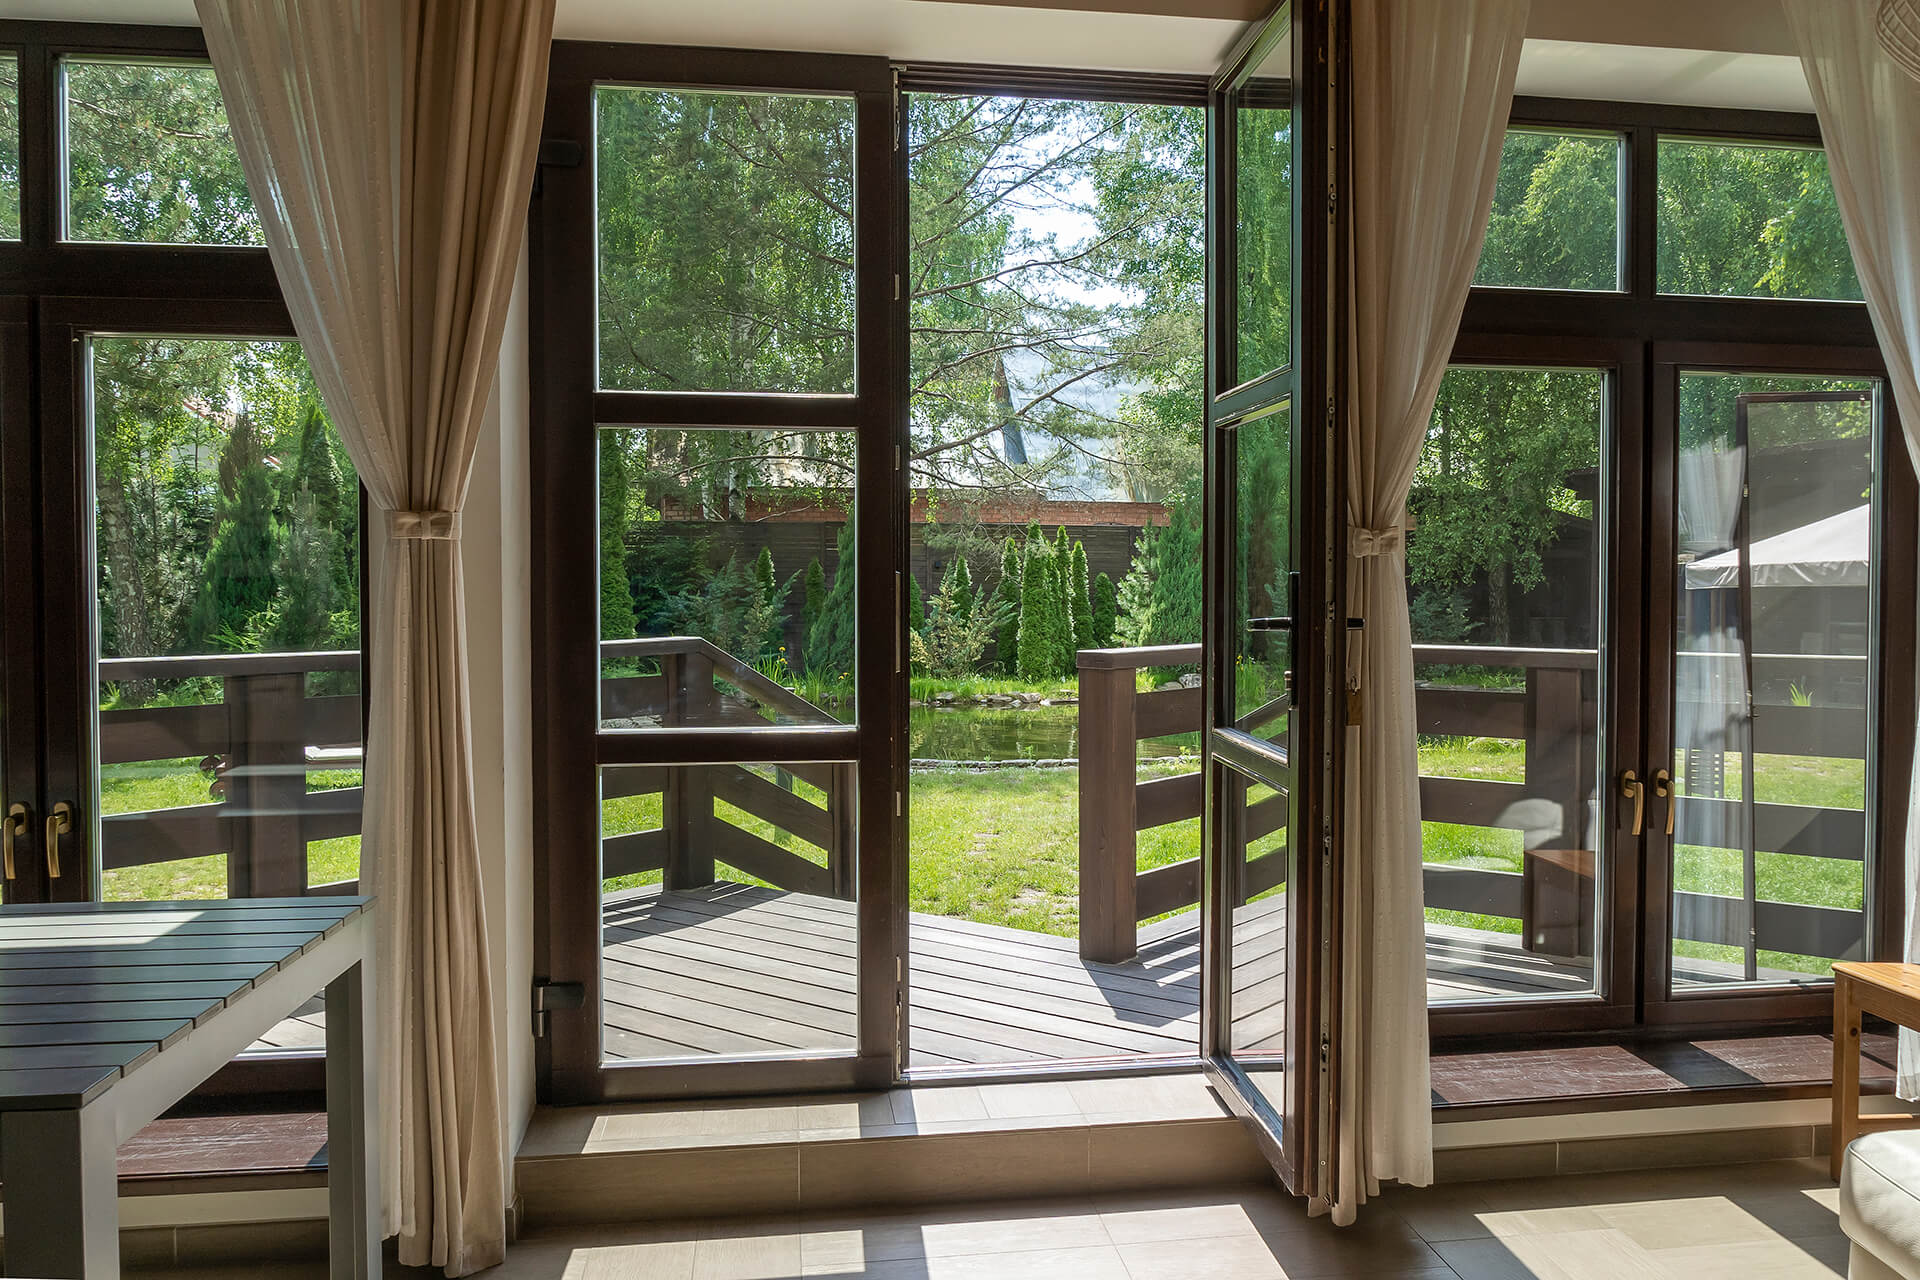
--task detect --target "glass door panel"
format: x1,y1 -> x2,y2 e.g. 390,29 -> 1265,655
1663,372 -> 1880,991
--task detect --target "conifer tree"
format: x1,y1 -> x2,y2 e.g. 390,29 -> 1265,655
268,486 -> 332,650
908,571 -> 925,633
188,412 -> 281,649
806,521 -> 858,682
1069,540 -> 1093,652
599,438 -> 638,641
1016,540 -> 1060,681
1091,571 -> 1117,648
801,557 -> 826,668
947,557 -> 974,624
996,536 -> 1022,673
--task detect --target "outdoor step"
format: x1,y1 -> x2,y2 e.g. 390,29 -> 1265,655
514,1073 -> 1272,1228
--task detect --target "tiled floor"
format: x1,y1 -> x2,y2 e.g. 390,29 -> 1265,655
136,1156 -> 1852,1278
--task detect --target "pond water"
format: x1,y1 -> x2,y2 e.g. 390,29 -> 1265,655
908,702 -> 1198,763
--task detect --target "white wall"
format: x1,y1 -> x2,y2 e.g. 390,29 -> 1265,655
462,238 -> 538,1206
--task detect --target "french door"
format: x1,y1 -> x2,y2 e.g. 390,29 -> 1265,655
1200,0 -> 1340,1198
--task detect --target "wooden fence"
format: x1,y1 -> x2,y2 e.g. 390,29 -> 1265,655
1075,642 -> 1870,969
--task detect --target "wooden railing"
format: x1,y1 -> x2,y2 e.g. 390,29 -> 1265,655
598,637 -> 855,898
99,651 -> 365,896
1075,642 -> 1870,970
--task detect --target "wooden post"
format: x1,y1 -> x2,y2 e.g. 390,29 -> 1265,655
1520,664 -> 1594,958
827,763 -> 856,901
1079,657 -> 1139,963
225,670 -> 309,899
661,649 -> 717,889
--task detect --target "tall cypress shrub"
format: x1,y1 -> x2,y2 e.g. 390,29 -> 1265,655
1069,540 -> 1093,652
1016,541 -> 1060,681
188,413 -> 280,649
996,536 -> 1022,673
1091,571 -> 1117,648
805,521 -> 858,682
599,438 -> 638,641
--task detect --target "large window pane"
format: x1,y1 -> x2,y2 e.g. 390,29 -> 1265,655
1657,139 -> 1862,301
1670,374 -> 1876,986
1235,30 -> 1293,384
0,54 -> 18,241
1234,403 -> 1292,743
1409,366 -> 1607,1003
599,426 -> 855,728
595,87 -> 855,394
1475,129 -> 1622,291
90,337 -> 363,904
600,761 -> 857,1062
63,60 -> 262,246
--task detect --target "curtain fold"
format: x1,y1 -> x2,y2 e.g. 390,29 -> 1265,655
194,1 -> 554,1272
1781,0 -> 1920,1101
1326,0 -> 1528,1226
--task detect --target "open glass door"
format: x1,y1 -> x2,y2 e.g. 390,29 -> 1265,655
1201,0 -> 1339,1198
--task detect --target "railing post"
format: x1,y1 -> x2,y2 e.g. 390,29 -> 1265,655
224,670 -> 308,899
827,764 -> 856,901
1079,654 -> 1139,963
1520,663 -> 1592,957
660,650 -> 717,889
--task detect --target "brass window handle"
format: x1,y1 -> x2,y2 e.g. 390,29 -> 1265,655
45,802 -> 72,879
1,803 -> 25,881
1620,769 -> 1645,836
1651,768 -> 1676,836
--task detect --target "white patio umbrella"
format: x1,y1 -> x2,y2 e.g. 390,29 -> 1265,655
1682,503 -> 1871,591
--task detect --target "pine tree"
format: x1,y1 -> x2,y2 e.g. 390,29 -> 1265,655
753,546 -> 783,655
1069,540 -> 1093,652
599,438 -> 638,641
1016,540 -> 1060,681
188,412 -> 281,649
805,521 -> 858,682
1091,571 -> 1117,648
995,536 -> 1022,673
1051,527 -> 1078,673
268,486 -> 333,650
948,557 -> 974,624
908,571 -> 925,633
800,557 -> 826,668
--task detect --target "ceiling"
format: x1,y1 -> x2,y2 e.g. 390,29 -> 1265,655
2,0 -> 1813,109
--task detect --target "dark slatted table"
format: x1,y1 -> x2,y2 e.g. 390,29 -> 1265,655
0,897 -> 375,1279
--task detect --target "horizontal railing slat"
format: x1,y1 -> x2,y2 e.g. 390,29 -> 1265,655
1135,686 -> 1202,741
603,828 -> 668,881
1416,686 -> 1526,740
1674,797 -> 1864,861
709,821 -> 833,898
709,764 -> 833,850
1423,863 -> 1525,919
1136,857 -> 1199,921
1418,776 -> 1530,829
101,805 -> 226,870
1136,772 -> 1203,831
1672,891 -> 1863,962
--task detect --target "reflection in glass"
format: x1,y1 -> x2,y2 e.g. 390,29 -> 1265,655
1226,765 -> 1289,1059
1670,374 -> 1876,986
595,87 -> 856,394
600,763 -> 858,1061
0,54 -> 18,240
598,427 -> 856,729
1234,403 -> 1292,743
1475,129 -> 1621,291
1657,139 -> 1862,301
1235,29 -> 1293,385
64,60 -> 262,245
1408,367 -> 1606,1002
90,338 -> 363,906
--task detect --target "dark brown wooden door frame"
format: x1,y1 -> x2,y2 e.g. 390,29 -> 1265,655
528,42 -> 904,1104
1198,0 -> 1340,1200
0,294 -> 47,908
1639,341 -> 1913,1029
1424,333 -> 1648,1041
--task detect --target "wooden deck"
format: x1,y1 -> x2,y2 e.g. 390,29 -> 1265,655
593,882 -> 1598,1067
248,883 -> 1601,1063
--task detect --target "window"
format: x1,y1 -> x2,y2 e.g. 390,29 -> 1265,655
62,59 -> 262,245
0,53 -> 19,240
594,87 -> 856,394
1235,34 -> 1293,382
1657,138 -> 1861,301
1476,129 -> 1622,291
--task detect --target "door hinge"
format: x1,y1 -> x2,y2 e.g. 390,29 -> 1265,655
532,139 -> 583,198
531,979 -> 585,1039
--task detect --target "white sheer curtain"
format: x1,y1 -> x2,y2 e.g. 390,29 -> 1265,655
1328,0 -> 1528,1226
195,1 -> 554,1272
1781,0 -> 1920,1100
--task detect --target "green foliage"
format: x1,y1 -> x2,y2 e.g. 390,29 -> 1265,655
942,556 -> 976,626
908,571 -> 925,633
1476,131 -> 1620,291
187,414 -> 280,650
922,571 -> 1005,679
266,486 -> 331,651
64,61 -> 260,245
1016,541 -> 1065,681
600,437 -> 638,641
801,558 -> 827,667
805,522 -> 857,680
1657,139 -> 1861,301
1069,540 -> 1093,652
669,551 -> 787,666
1234,97 -> 1292,380
1119,506 -> 1203,659
1091,571 -> 1117,649
995,537 -> 1022,674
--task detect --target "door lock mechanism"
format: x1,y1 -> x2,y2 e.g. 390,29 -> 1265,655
1,803 -> 26,881
45,802 -> 73,879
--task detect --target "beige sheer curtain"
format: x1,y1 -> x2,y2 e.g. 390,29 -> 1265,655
1781,0 -> 1920,1101
1327,0 -> 1528,1226
195,0 -> 553,1272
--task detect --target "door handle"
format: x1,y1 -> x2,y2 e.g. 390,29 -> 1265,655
1247,616 -> 1293,631
1,803 -> 25,881
1619,769 -> 1645,836
1651,767 -> 1676,836
45,802 -> 72,879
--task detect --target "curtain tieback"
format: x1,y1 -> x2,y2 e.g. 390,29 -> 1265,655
1349,525 -> 1402,557
388,509 -> 461,541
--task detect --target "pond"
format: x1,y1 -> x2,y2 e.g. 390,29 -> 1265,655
908,702 -> 1198,763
